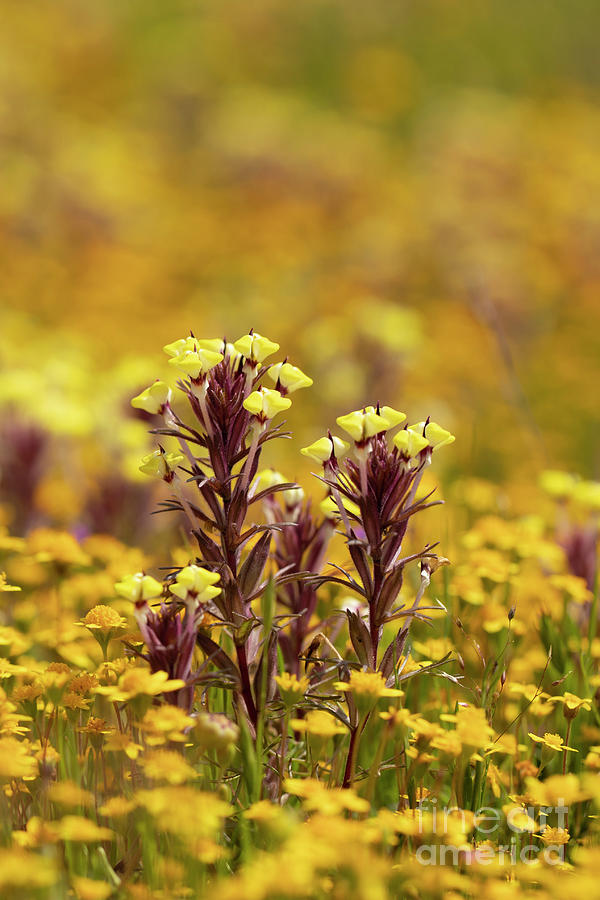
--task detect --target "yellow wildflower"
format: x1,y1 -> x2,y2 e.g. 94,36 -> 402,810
170,564 -> 221,603
47,780 -> 94,808
139,749 -> 197,784
72,876 -> 114,900
168,347 -> 224,378
0,736 -> 38,780
95,668 -> 185,702
163,336 -> 224,358
80,604 -> 126,634
98,796 -> 138,818
135,786 -> 231,839
114,572 -> 163,603
335,670 -> 404,716
290,709 -> 347,739
300,435 -> 349,463
525,773 -> 589,806
140,705 -> 194,745
243,387 -> 291,422
336,406 -> 405,442
131,380 -> 171,414
0,848 -> 58,890
54,816 -> 113,842
267,361 -> 313,392
276,672 -> 309,708
138,447 -> 185,479
538,826 -> 570,846
234,332 -> 279,363
410,420 -> 455,450
393,428 -> 429,458
503,804 -> 537,833
528,732 -> 578,753
284,778 -> 369,815
549,692 -> 593,717
26,528 -> 91,567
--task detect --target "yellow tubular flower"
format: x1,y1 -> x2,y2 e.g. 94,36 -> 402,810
379,406 -> 407,428
170,565 -> 221,603
300,435 -> 349,463
233,332 -> 280,363
163,337 -> 196,357
168,348 -> 223,379
267,362 -> 313,393
139,448 -> 185,479
163,336 -> 224,357
131,381 -> 171,415
114,572 -> 163,603
411,420 -> 456,450
336,405 -> 404,442
394,428 -> 429,458
243,387 -> 291,422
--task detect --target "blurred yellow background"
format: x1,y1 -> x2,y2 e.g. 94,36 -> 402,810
1,0 -> 599,538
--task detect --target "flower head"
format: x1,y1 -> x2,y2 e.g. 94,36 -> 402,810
81,605 -> 126,634
275,672 -> 309,708
335,669 -> 404,716
528,732 -> 578,753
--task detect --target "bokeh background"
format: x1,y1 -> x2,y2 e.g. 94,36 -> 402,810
1,0 -> 599,543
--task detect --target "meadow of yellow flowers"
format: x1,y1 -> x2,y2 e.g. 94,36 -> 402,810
1,2 -> 600,898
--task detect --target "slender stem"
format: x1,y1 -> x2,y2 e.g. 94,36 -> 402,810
563,719 -> 573,775
342,715 -> 367,788
365,721 -> 390,806
236,642 -> 257,728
